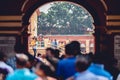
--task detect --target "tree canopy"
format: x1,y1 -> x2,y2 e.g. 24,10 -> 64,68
37,2 -> 93,35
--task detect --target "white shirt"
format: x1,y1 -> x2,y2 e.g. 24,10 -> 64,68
0,61 -> 14,73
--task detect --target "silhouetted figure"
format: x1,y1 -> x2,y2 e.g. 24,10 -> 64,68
0,51 -> 13,73
25,52 -> 41,72
69,41 -> 81,56
35,62 -> 57,80
54,49 -> 60,59
51,39 -> 58,49
74,55 -> 101,80
56,43 -> 77,80
45,48 -> 59,77
88,52 -> 113,80
31,37 -> 38,58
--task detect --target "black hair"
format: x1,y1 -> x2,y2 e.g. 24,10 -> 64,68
53,49 -> 60,58
38,62 -> 54,77
25,53 -> 34,61
70,41 -> 81,56
46,47 -> 54,52
76,55 -> 91,72
46,47 -> 55,55
65,43 -> 74,55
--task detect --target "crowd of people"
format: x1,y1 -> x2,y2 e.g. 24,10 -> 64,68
0,41 -> 120,80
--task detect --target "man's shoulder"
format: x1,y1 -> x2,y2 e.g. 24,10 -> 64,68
58,58 -> 76,65
59,58 -> 70,63
6,69 -> 38,80
6,72 -> 15,80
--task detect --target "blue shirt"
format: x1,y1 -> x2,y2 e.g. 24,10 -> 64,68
6,68 -> 38,80
88,63 -> 113,80
56,57 -> 76,80
74,70 -> 98,80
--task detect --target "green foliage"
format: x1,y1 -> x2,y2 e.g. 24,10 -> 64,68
37,2 -> 93,35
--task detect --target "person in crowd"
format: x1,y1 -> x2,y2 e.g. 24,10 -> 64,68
35,62 -> 56,80
45,48 -> 60,70
70,41 -> 81,56
88,52 -> 113,80
56,41 -> 80,80
0,51 -> 13,73
51,39 -> 58,49
36,53 -> 42,61
6,53 -> 40,80
67,54 -> 109,80
31,37 -> 38,58
0,68 -> 9,80
68,55 -> 100,80
6,55 -> 16,70
25,52 -> 41,72
45,48 -> 55,58
54,49 -> 60,59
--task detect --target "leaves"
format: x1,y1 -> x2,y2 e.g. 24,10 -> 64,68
37,2 -> 93,35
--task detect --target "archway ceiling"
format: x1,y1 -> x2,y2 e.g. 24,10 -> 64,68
0,0 -> 119,35
0,0 -> 119,15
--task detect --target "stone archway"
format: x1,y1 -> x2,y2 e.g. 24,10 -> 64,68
20,0 -> 107,53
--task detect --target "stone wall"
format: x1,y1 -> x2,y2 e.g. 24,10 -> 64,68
0,36 -> 16,57
114,35 -> 120,68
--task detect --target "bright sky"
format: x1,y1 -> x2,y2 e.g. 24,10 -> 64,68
39,3 -> 52,14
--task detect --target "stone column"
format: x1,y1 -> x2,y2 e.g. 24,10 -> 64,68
21,25 -> 30,53
93,26 -> 101,53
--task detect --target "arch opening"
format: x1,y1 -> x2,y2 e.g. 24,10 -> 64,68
28,1 -> 95,56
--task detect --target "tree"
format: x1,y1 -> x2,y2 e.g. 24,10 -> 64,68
37,2 -> 93,35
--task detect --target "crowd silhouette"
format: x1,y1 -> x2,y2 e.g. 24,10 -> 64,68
0,41 -> 120,80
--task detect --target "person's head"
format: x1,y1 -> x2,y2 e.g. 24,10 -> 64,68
25,53 -> 36,69
69,41 -> 81,56
76,55 -> 91,72
65,43 -> 74,56
33,36 -> 37,41
46,47 -> 54,57
16,53 -> 28,68
0,51 -> 7,61
86,52 -> 94,62
53,49 -> 60,59
35,62 -> 54,78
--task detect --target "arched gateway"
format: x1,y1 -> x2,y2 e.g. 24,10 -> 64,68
0,0 -> 120,79
17,0 -> 107,55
